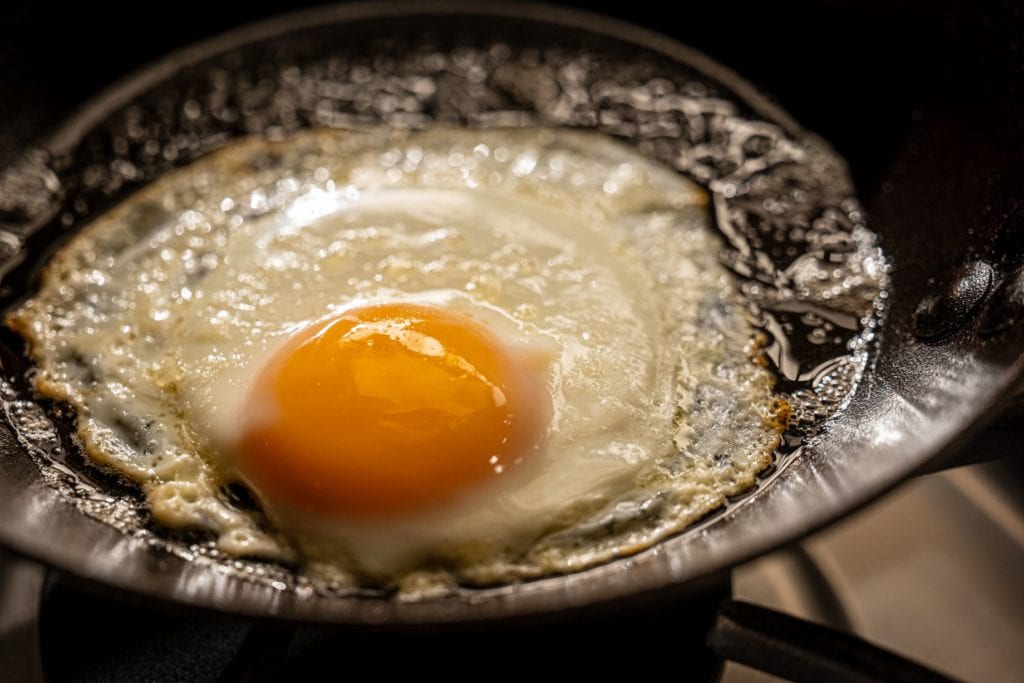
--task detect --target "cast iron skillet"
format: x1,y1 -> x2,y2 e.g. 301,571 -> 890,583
0,1 -> 1021,678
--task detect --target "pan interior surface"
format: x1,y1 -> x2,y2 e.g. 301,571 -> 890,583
0,2 -> 1015,624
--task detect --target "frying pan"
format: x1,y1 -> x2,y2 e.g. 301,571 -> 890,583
0,0 -> 1020,676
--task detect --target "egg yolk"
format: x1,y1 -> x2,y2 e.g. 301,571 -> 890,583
236,303 -> 547,516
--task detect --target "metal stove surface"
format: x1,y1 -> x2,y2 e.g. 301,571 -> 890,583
726,460 -> 1023,682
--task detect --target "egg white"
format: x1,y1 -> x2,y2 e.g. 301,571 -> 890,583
9,128 -> 784,589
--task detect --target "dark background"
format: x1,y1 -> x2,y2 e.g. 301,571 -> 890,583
0,0 -> 1021,203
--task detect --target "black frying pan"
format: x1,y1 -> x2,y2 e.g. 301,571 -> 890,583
0,1 -> 1020,678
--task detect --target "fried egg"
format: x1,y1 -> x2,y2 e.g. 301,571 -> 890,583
8,128 -> 785,590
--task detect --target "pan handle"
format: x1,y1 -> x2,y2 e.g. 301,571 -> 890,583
707,600 -> 959,683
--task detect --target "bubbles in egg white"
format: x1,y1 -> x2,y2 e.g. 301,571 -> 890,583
9,128 -> 784,589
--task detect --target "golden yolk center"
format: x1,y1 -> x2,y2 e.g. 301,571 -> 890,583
236,303 -> 546,516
